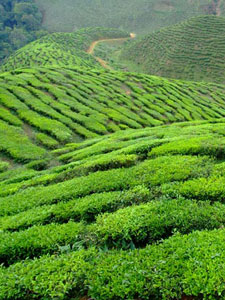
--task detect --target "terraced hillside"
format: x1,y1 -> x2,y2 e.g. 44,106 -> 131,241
121,15 -> 225,83
1,66 -> 225,169
35,0 -> 224,34
1,17 -> 225,298
1,118 -> 225,298
0,28 -> 129,72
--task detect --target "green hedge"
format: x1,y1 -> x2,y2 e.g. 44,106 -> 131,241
0,221 -> 85,265
91,198 -> 225,248
0,186 -> 150,232
0,154 -> 138,198
162,176 -> 225,202
0,161 -> 9,173
0,229 -> 225,299
0,119 -> 46,162
149,136 -> 225,158
1,197 -> 225,265
0,155 -> 211,216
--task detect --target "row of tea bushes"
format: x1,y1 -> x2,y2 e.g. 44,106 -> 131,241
0,228 -> 224,299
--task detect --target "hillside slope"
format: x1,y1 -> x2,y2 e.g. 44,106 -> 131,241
0,28 -> 129,72
1,16 -> 225,298
121,15 -> 225,83
1,66 -> 225,170
1,118 -> 225,298
35,0 -> 224,34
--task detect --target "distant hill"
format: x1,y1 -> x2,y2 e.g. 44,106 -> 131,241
35,0 -> 224,34
121,15 -> 225,83
0,28 -> 129,72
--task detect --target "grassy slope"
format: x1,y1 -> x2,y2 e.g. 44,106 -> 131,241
35,0 -> 220,34
121,15 -> 225,83
1,119 -> 225,298
1,65 -> 225,169
0,28 -> 129,72
1,20 -> 225,299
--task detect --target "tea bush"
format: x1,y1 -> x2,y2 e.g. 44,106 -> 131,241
122,16 -> 225,83
0,229 -> 225,299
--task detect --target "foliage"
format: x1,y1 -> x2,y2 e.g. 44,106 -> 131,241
0,17 -> 225,297
0,229 -> 225,299
0,27 -> 129,71
121,16 -> 225,83
0,103 -> 225,297
0,0 -> 45,61
0,161 -> 9,173
0,66 -> 225,168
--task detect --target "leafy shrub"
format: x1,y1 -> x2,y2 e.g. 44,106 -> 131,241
0,155 -> 211,216
0,221 -> 85,265
36,133 -> 59,149
149,136 -> 225,159
0,186 -> 150,231
0,119 -> 46,162
0,161 -> 9,173
26,159 -> 49,171
91,198 -> 225,248
162,176 -> 225,202
1,229 -> 225,299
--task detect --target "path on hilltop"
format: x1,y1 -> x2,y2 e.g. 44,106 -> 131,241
216,0 -> 221,16
210,0 -> 222,16
87,33 -> 136,69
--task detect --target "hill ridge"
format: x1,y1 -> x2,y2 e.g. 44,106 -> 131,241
121,15 -> 225,83
0,27 -> 129,72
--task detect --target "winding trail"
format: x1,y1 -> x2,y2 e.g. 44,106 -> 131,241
210,0 -> 222,16
216,0 -> 221,16
87,33 -> 136,70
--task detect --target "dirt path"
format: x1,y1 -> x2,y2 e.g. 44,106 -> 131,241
95,57 -> 113,70
87,36 -> 132,55
86,33 -> 136,69
215,0 -> 221,16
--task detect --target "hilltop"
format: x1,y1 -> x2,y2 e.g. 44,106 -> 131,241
35,0 -> 224,34
0,28 -> 129,72
121,15 -> 225,83
2,0 -> 224,62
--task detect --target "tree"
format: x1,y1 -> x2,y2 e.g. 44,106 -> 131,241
0,0 -> 44,62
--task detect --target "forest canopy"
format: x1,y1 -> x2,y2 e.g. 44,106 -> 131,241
0,0 -> 45,61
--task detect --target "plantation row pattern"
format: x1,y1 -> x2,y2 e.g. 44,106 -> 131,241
1,66 -> 225,166
122,16 -> 225,83
1,119 -> 225,298
0,27 -> 129,72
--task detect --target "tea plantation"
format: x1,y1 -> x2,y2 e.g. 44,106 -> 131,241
1,64 -> 225,166
1,116 -> 225,298
0,28 -> 129,72
1,19 -> 225,300
121,15 -> 225,83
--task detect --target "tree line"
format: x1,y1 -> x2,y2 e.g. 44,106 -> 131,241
0,0 -> 46,61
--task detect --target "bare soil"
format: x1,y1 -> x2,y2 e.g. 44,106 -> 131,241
86,33 -> 136,69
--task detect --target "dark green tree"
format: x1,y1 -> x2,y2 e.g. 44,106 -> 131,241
0,0 -> 45,63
